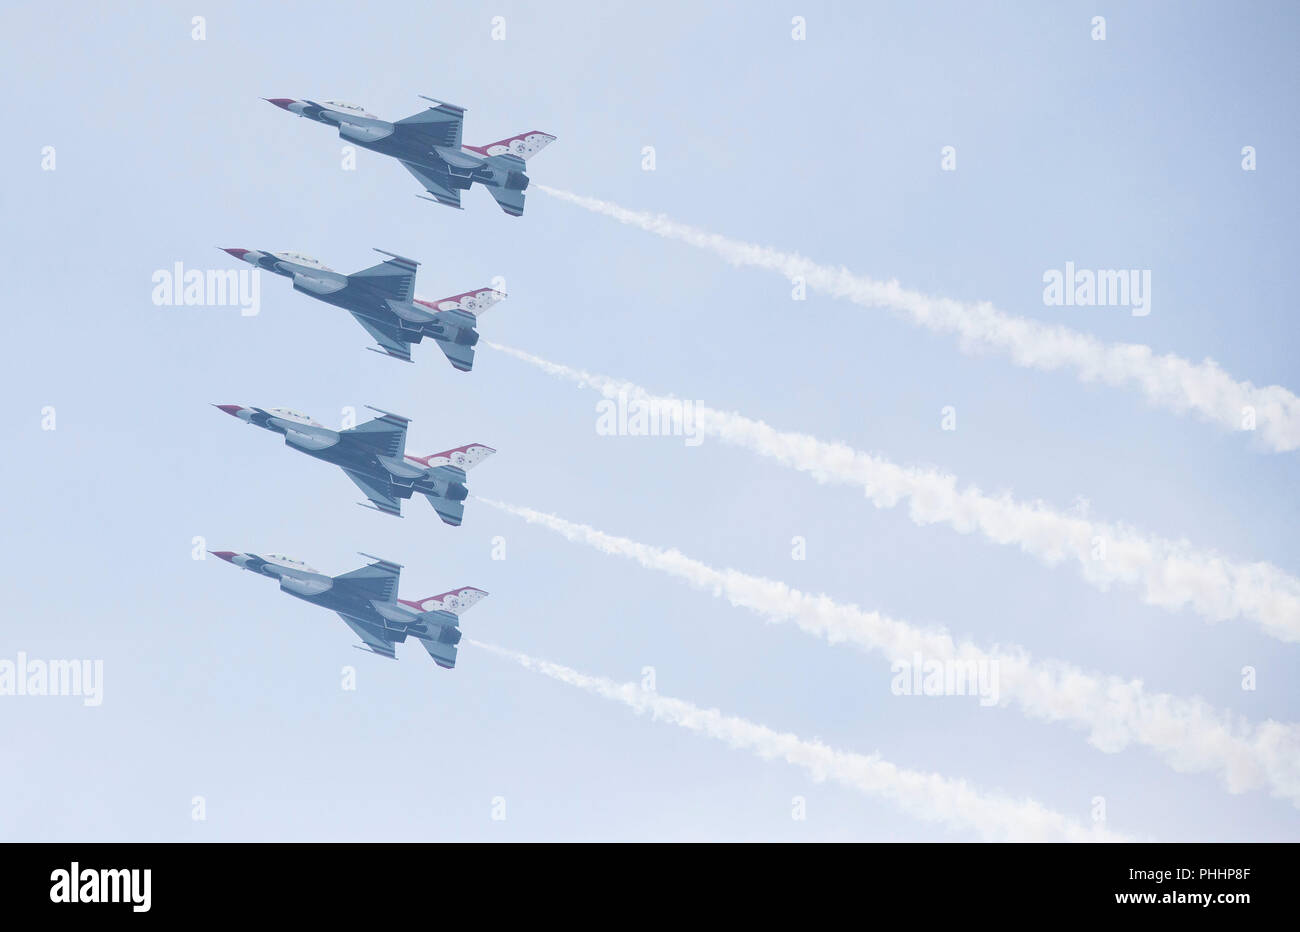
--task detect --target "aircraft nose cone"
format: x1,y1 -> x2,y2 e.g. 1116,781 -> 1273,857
213,404 -> 245,417
264,98 -> 295,110
209,551 -> 237,563
221,247 -> 250,260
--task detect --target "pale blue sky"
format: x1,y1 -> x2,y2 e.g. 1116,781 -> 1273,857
1,0 -> 1297,840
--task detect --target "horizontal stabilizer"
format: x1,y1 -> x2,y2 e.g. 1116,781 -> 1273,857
420,638 -> 458,669
435,337 -> 476,372
427,496 -> 464,526
486,184 -> 526,217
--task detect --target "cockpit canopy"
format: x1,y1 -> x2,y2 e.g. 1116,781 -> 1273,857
265,553 -> 319,574
276,251 -> 333,271
323,101 -> 376,118
267,407 -> 322,427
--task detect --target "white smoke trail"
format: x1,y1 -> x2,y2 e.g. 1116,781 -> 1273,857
484,341 -> 1300,643
535,184 -> 1300,453
470,639 -> 1132,841
475,498 -> 1300,808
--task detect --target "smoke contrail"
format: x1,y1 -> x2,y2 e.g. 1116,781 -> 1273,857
475,498 -> 1300,807
484,341 -> 1300,644
470,639 -> 1132,841
535,185 -> 1300,453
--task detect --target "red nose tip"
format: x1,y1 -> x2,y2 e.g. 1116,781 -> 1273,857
209,551 -> 237,563
221,247 -> 250,260
264,98 -> 294,110
213,404 -> 244,417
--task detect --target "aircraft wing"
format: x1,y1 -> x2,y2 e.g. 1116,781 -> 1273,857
401,160 -> 462,210
394,100 -> 464,149
331,554 -> 402,601
347,251 -> 418,303
339,407 -> 409,458
341,468 -> 402,517
337,613 -> 397,659
349,312 -> 413,362
419,637 -> 458,670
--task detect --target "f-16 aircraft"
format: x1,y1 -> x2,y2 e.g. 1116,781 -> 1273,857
216,404 -> 494,524
264,96 -> 554,216
210,550 -> 486,667
221,247 -> 501,370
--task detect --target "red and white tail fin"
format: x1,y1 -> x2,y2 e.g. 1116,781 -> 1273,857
408,443 -> 495,470
413,287 -> 505,318
407,587 -> 488,616
465,131 -> 556,160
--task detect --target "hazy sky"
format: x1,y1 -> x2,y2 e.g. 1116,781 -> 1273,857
2,0 -> 1297,841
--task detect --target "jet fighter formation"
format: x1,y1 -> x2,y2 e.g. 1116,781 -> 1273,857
210,551 -> 486,668
209,94 -> 552,668
264,97 -> 555,215
220,247 -> 502,369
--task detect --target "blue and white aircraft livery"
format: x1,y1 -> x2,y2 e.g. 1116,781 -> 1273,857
215,404 -> 494,524
264,96 -> 555,216
221,247 -> 502,369
210,551 -> 487,668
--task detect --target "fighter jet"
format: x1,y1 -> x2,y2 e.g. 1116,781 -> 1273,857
264,96 -> 554,216
210,550 -> 485,667
221,247 -> 500,370
216,404 -> 493,524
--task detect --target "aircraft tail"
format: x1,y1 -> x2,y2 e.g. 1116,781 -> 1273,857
415,287 -> 505,319
414,443 -> 496,471
410,289 -> 500,368
466,131 -> 555,161
409,587 -> 486,669
408,587 -> 488,616
412,444 -> 492,525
